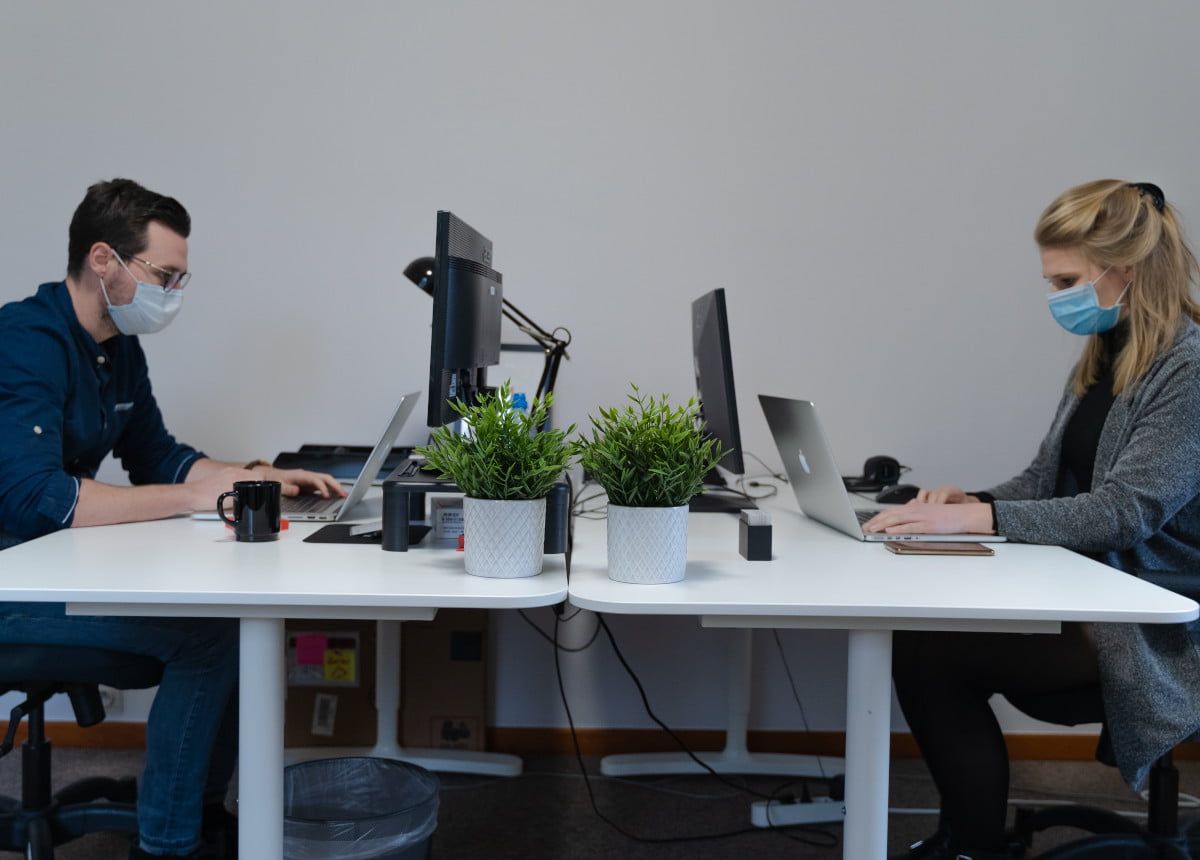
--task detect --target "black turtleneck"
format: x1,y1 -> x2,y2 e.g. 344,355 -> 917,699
1055,323 -> 1128,496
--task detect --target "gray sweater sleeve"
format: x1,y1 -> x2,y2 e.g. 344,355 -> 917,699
984,327 -> 1200,552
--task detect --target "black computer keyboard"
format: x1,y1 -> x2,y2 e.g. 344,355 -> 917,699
388,457 -> 447,482
397,459 -> 437,478
272,446 -> 412,481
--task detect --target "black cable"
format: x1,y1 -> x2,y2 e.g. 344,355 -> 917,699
700,482 -> 759,503
741,450 -> 788,482
571,488 -> 608,519
739,481 -> 780,500
770,630 -> 830,780
552,614 -> 752,842
519,607 -> 601,652
554,613 -> 836,845
593,614 -> 774,800
598,617 -> 834,808
595,616 -> 842,844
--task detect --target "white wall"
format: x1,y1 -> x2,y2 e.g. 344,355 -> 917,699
3,1 -> 1196,736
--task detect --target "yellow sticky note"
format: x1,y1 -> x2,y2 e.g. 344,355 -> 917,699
323,649 -> 356,683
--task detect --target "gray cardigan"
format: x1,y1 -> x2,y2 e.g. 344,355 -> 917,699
985,320 -> 1200,788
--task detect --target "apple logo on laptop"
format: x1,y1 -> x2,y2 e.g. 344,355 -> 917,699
795,448 -> 811,474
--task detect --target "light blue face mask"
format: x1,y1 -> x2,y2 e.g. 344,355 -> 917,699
1046,269 -> 1129,336
99,255 -> 184,336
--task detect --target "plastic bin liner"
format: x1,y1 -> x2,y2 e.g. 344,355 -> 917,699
284,757 -> 439,860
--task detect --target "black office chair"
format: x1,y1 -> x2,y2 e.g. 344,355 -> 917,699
1007,687 -> 1200,858
0,644 -> 164,859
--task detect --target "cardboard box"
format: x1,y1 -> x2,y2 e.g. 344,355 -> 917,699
284,619 -> 377,747
401,609 -> 487,751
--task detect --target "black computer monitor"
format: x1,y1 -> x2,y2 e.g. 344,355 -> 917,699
691,287 -> 753,512
426,211 -> 504,427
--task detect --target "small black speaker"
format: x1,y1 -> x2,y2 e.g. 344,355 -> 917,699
544,481 -> 570,554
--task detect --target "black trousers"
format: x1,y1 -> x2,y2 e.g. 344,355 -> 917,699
891,624 -> 1101,849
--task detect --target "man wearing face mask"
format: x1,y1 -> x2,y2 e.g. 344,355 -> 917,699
0,179 -> 344,859
866,180 -> 1200,859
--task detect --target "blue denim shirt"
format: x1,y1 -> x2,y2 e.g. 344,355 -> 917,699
0,282 -> 204,543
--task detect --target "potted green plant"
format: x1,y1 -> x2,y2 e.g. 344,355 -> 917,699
575,386 -> 724,583
415,383 -> 574,578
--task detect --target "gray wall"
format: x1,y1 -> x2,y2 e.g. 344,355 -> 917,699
3,1 -> 1196,735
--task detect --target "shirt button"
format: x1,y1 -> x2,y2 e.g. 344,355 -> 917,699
33,426 -> 42,435
96,356 -> 106,365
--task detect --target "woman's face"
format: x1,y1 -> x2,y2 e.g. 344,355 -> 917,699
1041,246 -> 1133,310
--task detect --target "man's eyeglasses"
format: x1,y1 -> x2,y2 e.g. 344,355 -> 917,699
113,249 -> 191,291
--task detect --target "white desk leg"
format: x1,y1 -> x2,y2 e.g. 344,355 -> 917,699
843,628 -> 893,860
369,618 -> 403,759
287,619 -> 523,777
239,617 -> 285,860
600,628 -> 843,780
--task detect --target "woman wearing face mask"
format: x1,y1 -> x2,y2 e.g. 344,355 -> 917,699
864,180 -> 1200,859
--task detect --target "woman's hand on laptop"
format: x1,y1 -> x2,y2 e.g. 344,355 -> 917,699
862,501 -> 994,535
915,485 -> 981,505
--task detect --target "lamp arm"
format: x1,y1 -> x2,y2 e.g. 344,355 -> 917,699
501,297 -> 571,359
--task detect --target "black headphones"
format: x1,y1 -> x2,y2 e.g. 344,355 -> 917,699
842,455 -> 903,493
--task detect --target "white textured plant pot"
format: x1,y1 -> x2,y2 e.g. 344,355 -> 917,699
463,497 -> 546,578
606,503 -> 689,584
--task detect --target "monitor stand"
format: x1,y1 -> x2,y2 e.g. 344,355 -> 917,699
688,488 -> 756,513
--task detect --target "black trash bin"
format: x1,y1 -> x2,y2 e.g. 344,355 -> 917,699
284,757 -> 439,860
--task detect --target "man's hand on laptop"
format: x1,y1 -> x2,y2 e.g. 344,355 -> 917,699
862,499 -> 995,535
248,466 -> 347,499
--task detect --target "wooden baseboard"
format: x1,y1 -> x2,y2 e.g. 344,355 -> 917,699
8,721 -> 149,750
29,722 -> 1200,763
487,727 -> 1200,763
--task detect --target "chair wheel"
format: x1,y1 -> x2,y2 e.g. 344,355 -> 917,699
25,815 -> 54,860
54,775 -> 139,806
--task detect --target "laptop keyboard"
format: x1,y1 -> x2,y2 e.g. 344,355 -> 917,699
855,508 -> 883,525
282,494 -> 341,515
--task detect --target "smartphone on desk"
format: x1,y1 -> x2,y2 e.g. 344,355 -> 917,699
886,541 -> 994,556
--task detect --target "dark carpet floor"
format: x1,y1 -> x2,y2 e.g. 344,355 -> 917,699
0,748 -> 1193,858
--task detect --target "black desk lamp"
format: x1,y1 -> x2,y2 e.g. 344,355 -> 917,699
404,257 -> 571,425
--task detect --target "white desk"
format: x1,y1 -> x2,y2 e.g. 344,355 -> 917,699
566,497 -> 1200,859
0,514 -> 568,859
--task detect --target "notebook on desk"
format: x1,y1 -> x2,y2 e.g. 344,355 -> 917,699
758,394 -> 1006,543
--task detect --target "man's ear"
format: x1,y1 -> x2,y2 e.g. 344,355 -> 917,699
86,242 -> 115,277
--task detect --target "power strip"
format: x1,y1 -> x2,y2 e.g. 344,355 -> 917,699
751,796 -> 845,828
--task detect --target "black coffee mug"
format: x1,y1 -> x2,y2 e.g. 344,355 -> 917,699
218,480 -> 282,542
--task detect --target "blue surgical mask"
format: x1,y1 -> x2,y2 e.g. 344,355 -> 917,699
99,257 -> 184,336
1046,269 -> 1129,336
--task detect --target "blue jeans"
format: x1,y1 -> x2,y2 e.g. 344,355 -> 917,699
0,602 -> 239,856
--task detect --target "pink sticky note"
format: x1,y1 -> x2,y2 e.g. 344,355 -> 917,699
295,634 -> 328,666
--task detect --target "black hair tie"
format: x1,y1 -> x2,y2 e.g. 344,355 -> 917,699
1130,181 -> 1166,213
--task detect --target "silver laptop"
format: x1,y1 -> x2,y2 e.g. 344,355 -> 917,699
758,394 -> 1006,543
282,392 -> 420,522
